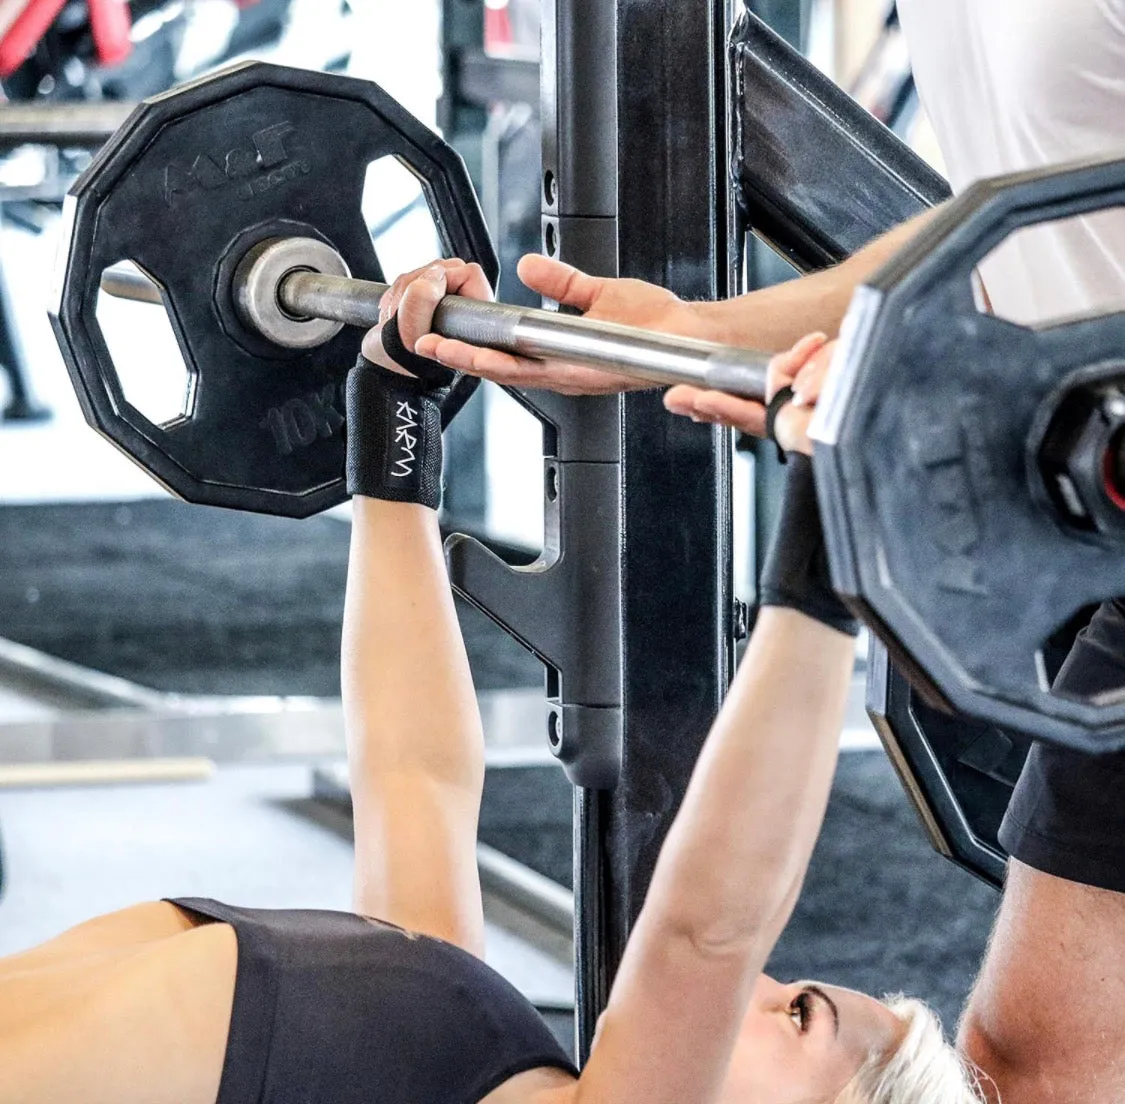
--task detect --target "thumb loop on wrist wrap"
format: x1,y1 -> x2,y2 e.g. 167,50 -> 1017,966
765,386 -> 794,466
380,313 -> 458,392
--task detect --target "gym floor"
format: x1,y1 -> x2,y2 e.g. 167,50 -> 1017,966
0,764 -> 573,1002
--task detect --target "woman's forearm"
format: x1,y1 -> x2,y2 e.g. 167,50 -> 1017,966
341,497 -> 484,795
692,206 -> 941,351
640,608 -> 856,951
340,497 -> 486,944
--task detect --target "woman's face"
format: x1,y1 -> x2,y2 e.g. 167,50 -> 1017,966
719,974 -> 905,1104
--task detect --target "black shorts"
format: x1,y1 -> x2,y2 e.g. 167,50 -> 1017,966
999,599 -> 1125,893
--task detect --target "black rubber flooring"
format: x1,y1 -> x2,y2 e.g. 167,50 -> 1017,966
0,500 -> 543,695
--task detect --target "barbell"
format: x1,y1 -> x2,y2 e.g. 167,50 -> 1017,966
47,60 -> 1125,753
101,235 -> 772,397
52,60 -> 769,520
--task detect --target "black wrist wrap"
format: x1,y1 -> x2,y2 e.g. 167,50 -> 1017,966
759,453 -> 860,637
345,337 -> 454,509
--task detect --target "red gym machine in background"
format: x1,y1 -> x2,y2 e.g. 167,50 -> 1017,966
0,0 -> 267,80
0,0 -> 131,78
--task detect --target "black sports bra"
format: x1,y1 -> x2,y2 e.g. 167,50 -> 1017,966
169,898 -> 578,1104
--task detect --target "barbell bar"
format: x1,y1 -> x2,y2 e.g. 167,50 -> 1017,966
102,238 -> 773,400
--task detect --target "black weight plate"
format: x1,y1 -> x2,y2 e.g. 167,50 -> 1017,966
865,607 -> 1092,889
816,157 -> 1125,752
866,638 -> 1030,889
51,62 -> 498,518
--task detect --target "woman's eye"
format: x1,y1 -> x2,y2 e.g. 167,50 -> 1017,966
788,993 -> 811,1032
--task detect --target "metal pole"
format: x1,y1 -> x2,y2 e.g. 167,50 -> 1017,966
537,0 -> 623,1062
99,264 -> 162,305
0,205 -> 46,421
567,0 -> 734,1066
607,0 -> 734,1044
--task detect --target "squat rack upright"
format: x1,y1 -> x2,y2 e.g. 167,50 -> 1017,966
447,0 -> 736,1062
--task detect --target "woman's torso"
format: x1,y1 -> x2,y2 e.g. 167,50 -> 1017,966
168,898 -> 578,1104
0,899 -> 577,1104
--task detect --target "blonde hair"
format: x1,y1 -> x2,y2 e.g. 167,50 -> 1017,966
835,996 -> 991,1104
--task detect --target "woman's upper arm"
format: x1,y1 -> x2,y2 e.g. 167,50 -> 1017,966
573,910 -> 771,1104
568,612 -> 850,1103
350,767 -> 486,957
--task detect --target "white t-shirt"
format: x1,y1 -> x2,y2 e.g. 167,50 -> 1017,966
896,0 -> 1125,325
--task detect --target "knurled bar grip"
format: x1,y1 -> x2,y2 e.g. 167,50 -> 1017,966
98,260 -> 771,399
279,271 -> 771,399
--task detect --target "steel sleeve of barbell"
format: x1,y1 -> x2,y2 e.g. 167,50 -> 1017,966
100,264 -> 164,305
278,271 -> 771,399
